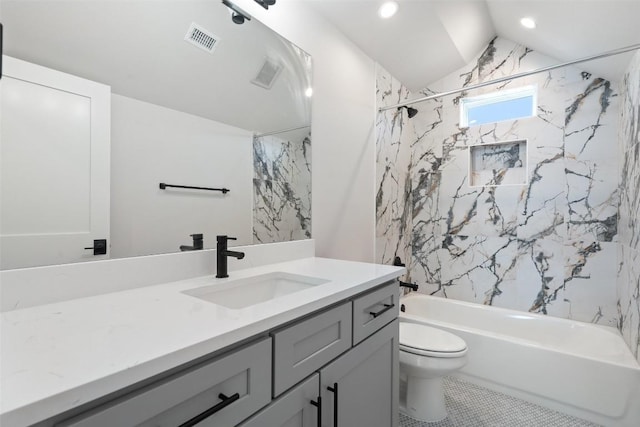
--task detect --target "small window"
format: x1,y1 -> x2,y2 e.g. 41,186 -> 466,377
460,85 -> 537,128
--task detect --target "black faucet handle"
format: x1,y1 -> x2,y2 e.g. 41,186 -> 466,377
216,235 -> 237,243
393,256 -> 405,267
190,234 -> 203,250
227,236 -> 237,241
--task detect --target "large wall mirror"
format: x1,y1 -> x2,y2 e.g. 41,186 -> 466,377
0,0 -> 312,269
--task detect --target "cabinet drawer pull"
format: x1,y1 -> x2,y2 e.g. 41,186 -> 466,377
310,396 -> 322,427
369,303 -> 394,318
327,382 -> 338,427
177,392 -> 240,427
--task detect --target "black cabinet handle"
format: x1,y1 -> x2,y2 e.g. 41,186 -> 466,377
369,303 -> 395,318
327,382 -> 338,427
310,396 -> 322,427
0,24 -> 3,79
177,392 -> 240,427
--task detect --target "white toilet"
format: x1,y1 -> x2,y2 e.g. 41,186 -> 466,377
399,322 -> 468,422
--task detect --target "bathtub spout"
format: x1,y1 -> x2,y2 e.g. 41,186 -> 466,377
399,281 -> 418,291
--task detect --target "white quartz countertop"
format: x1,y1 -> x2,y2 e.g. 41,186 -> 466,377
1,257 -> 404,427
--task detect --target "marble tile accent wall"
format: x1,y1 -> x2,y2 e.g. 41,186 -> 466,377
253,132 -> 311,244
376,64 -> 415,271
617,50 -> 640,361
376,37 -> 622,326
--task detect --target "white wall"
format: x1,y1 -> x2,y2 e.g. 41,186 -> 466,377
233,0 -> 377,262
110,94 -> 253,258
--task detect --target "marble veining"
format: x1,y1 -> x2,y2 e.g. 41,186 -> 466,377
376,65 -> 414,270
617,50 -> 640,362
472,141 -> 523,170
469,140 -> 527,187
376,37 -> 623,326
253,132 -> 311,244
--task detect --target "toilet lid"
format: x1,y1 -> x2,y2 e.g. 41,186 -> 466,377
399,323 -> 467,356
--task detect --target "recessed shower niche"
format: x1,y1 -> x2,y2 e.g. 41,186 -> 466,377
469,139 -> 528,187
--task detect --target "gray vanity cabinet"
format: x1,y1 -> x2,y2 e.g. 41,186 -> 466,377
238,374 -> 320,427
52,282 -> 399,427
320,319 -> 399,427
241,282 -> 398,427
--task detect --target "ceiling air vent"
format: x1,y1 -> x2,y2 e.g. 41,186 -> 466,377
251,58 -> 283,89
184,23 -> 220,54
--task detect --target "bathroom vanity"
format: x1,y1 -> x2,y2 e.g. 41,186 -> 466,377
1,256 -> 403,427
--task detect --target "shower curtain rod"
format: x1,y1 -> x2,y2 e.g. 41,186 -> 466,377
379,43 -> 640,112
254,125 -> 310,138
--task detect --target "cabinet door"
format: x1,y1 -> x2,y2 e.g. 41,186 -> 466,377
239,374 -> 320,427
1,56 -> 110,269
320,319 -> 398,427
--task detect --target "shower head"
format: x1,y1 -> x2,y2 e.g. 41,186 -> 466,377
222,0 -> 251,24
231,12 -> 246,24
398,105 -> 418,118
255,0 -> 277,9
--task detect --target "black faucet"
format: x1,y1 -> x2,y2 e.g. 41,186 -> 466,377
180,234 -> 203,251
216,235 -> 245,278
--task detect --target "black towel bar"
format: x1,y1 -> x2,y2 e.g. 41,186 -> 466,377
159,183 -> 229,194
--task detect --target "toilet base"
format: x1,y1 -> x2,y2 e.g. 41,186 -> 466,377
402,375 -> 447,422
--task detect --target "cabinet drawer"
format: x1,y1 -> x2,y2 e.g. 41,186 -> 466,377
57,338 -> 272,427
352,282 -> 399,345
238,374 -> 320,427
272,303 -> 351,397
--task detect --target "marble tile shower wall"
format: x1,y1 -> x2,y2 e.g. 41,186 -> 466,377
253,133 -> 311,244
376,65 -> 414,268
617,50 -> 640,361
376,37 -> 622,326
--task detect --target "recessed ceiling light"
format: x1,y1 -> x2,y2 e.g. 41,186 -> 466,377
379,1 -> 399,19
305,87 -> 313,97
520,17 -> 536,29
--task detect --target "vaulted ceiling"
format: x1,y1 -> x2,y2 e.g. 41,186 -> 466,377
3,0 -> 639,118
307,0 -> 640,92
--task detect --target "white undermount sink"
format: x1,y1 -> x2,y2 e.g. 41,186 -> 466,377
182,272 -> 330,309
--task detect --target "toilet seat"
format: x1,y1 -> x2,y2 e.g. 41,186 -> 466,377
399,322 -> 467,358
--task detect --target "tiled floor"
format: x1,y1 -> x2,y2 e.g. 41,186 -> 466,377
399,376 -> 602,427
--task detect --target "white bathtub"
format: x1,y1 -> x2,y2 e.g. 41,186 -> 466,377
399,293 -> 640,427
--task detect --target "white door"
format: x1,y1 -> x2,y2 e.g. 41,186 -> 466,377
1,56 -> 110,269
